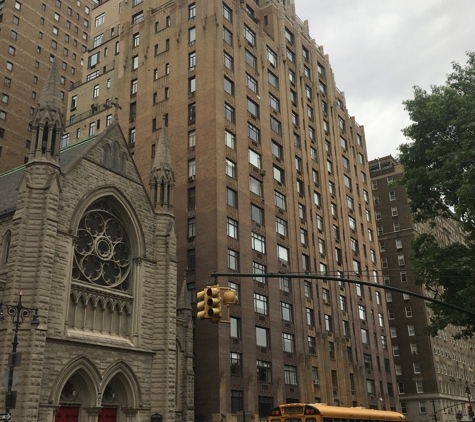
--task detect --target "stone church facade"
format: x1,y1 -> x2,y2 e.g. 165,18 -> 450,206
0,60 -> 194,422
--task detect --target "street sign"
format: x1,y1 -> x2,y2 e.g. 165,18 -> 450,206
0,371 -> 18,388
0,413 -> 12,421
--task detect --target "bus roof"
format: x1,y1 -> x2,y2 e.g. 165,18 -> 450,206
310,405 -> 406,421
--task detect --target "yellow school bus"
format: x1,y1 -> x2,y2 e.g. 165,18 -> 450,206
268,404 -> 406,422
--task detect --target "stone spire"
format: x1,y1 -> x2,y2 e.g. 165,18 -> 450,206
28,58 -> 65,164
150,117 -> 175,212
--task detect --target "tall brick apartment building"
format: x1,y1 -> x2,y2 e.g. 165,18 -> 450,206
26,0 -> 399,419
63,0 -> 400,419
369,155 -> 474,422
0,0 -> 97,172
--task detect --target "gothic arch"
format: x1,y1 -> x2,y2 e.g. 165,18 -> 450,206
69,186 -> 146,258
0,229 -> 11,269
101,361 -> 142,408
49,356 -> 102,407
102,142 -> 111,166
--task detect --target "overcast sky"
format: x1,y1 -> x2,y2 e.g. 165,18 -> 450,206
295,0 -> 475,160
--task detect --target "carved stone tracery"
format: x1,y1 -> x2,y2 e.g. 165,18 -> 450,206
72,199 -> 131,293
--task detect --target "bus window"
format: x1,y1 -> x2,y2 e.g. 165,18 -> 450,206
306,419 -> 316,422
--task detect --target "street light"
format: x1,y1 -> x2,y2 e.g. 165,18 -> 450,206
467,382 -> 474,422
0,291 -> 40,413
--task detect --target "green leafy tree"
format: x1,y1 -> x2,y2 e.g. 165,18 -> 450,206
399,52 -> 475,338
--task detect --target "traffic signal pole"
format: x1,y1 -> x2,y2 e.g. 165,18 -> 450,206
210,272 -> 475,318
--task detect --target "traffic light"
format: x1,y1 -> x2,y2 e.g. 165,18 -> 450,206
222,289 -> 238,305
467,403 -> 473,418
205,286 -> 222,319
196,290 -> 206,320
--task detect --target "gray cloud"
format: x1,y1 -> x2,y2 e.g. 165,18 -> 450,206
295,0 -> 475,159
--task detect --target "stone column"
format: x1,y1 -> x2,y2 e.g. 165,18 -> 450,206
84,407 -> 101,422
122,408 -> 138,422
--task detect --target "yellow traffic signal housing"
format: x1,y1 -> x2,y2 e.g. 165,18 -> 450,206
196,290 -> 206,319
222,290 -> 238,305
205,286 -> 222,319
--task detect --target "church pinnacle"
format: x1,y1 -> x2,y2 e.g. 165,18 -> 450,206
150,117 -> 175,212
28,58 -> 65,164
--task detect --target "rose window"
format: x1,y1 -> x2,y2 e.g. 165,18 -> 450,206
72,199 -> 131,292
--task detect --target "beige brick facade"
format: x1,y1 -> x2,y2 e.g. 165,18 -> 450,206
62,0 -> 400,419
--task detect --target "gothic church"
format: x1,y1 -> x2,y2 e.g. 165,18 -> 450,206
0,60 -> 194,422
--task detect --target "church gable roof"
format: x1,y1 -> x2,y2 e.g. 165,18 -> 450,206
0,121 -> 149,218
62,122 -> 143,186
0,135 -> 97,217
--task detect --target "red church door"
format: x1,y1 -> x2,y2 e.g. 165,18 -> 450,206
98,408 -> 117,421
55,407 -> 79,422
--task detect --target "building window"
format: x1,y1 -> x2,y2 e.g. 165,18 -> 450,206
231,391 -> 243,414
252,232 -> 265,253
223,3 -> 232,21
223,76 -> 234,95
247,121 -> 260,144
245,73 -> 258,93
247,97 -> 259,118
269,93 -> 279,112
284,365 -> 297,385
188,27 -> 196,44
227,188 -> 237,207
268,71 -> 278,88
225,158 -> 236,178
228,249 -> 239,270
266,46 -> 277,67
274,191 -> 286,210
225,130 -> 235,149
251,204 -> 263,225
254,293 -> 268,315
361,329 -> 369,344
273,165 -> 284,185
249,177 -> 262,196
257,361 -> 271,383
243,48 -> 257,69
270,116 -> 281,135
224,103 -> 234,122
188,103 -> 196,122
128,127 -> 136,144
281,302 -> 293,322
95,13 -> 105,26
227,218 -> 238,239
189,2 -> 196,19
230,352 -> 241,376
132,11 -> 143,24
256,326 -> 269,347
282,332 -> 294,353
244,24 -> 255,46
277,244 -> 288,263
408,325 -> 415,336
252,262 -> 266,283
279,277 -> 291,293
416,381 -> 424,393
230,317 -> 241,339
132,55 -> 139,70
89,121 -> 95,135
223,27 -> 233,45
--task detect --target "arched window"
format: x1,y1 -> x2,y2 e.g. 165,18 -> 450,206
72,199 -> 131,292
102,143 -> 111,166
69,199 -> 134,338
1,230 -> 11,269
